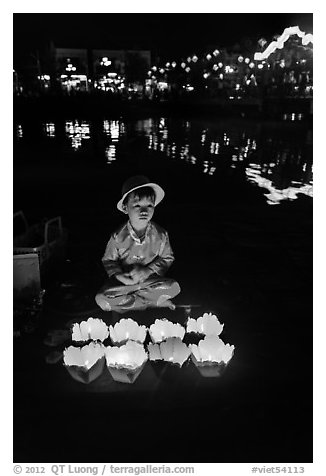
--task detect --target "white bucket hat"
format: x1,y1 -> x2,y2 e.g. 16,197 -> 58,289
117,175 -> 165,212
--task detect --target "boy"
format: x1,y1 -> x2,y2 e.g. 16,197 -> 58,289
95,175 -> 181,313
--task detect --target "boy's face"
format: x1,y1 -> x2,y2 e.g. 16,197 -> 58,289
123,191 -> 155,231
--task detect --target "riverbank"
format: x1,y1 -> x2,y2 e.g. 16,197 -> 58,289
14,94 -> 313,122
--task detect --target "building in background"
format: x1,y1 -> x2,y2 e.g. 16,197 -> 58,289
55,48 -> 89,92
13,26 -> 312,103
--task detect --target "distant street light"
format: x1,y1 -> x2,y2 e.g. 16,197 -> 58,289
101,57 -> 112,67
66,61 -> 77,73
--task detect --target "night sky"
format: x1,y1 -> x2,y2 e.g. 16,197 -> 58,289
14,12 -> 313,59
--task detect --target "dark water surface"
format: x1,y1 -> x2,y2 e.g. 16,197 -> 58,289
14,115 -> 312,463
15,115 -> 312,206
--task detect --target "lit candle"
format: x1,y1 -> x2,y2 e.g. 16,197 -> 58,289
63,342 -> 106,384
109,318 -> 147,344
156,337 -> 190,366
105,341 -> 148,384
149,319 -> 185,343
72,318 -> 109,342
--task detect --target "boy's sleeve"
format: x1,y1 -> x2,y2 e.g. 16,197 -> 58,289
147,232 -> 175,276
102,236 -> 123,278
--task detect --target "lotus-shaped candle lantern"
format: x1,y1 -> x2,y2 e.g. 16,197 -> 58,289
71,317 -> 109,342
105,341 -> 148,384
186,312 -> 224,336
63,342 -> 105,383
189,335 -> 235,377
149,319 -> 185,343
109,318 -> 147,345
148,337 -> 190,367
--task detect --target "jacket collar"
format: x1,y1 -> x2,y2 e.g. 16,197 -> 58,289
127,221 -> 152,244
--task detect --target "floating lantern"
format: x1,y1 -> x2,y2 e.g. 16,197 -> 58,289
105,341 -> 148,384
63,342 -> 105,384
149,319 -> 185,344
189,335 -> 235,377
109,318 -> 147,345
148,337 -> 190,367
186,312 -> 224,336
71,317 -> 109,342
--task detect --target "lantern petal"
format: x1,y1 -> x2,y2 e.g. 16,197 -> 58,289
149,319 -> 185,343
71,318 -> 109,342
148,342 -> 162,361
105,341 -> 148,369
110,318 -> 147,344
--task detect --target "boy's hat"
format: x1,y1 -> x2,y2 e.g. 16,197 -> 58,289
117,175 -> 165,212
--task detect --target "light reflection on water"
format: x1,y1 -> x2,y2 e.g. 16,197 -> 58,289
44,122 -> 55,137
16,124 -> 23,138
15,117 -> 312,205
65,120 -> 90,150
105,145 -> 116,165
245,163 -> 313,205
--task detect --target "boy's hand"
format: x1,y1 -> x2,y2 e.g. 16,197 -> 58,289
130,265 -> 152,283
115,272 -> 139,285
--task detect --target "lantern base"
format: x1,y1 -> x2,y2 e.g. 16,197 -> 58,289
107,361 -> 146,384
191,354 -> 227,378
65,357 -> 105,384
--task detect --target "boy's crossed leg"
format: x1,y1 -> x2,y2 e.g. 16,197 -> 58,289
95,277 -> 180,313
